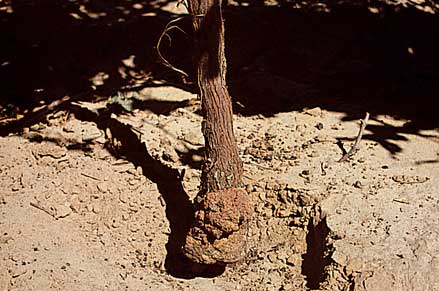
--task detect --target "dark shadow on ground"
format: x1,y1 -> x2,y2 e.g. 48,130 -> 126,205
301,217 -> 331,289
1,0 -> 437,156
0,0 -> 438,279
224,4 -> 438,155
68,104 -> 225,278
0,0 -> 194,113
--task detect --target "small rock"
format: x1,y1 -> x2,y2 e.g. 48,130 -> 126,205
265,182 -> 276,190
70,195 -> 81,213
345,258 -> 363,275
286,254 -> 301,266
304,107 -> 322,117
268,253 -> 277,263
128,179 -> 138,186
129,222 -> 140,232
291,217 -> 303,226
112,219 -> 121,228
162,150 -> 179,163
278,190 -> 289,204
301,170 -> 310,176
263,154 -> 273,161
353,181 -> 363,188
331,251 -> 348,266
298,194 -> 314,206
258,192 -> 267,201
114,162 -> 133,173
33,144 -> 67,159
97,183 -> 108,193
56,204 -> 72,219
274,208 -> 291,218
315,122 -> 324,130
119,192 -> 129,203
92,203 -> 102,214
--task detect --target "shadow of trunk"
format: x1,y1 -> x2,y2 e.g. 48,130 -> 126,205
70,105 -> 225,278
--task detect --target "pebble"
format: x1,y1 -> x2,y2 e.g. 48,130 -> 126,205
315,122 -> 324,130
298,194 -> 314,206
267,253 -> 277,264
304,107 -> 322,117
70,195 -> 81,213
119,192 -> 129,203
129,222 -> 140,232
353,181 -> 363,188
345,258 -> 363,275
265,182 -> 276,190
286,254 -> 301,266
258,192 -> 267,201
56,204 -> 72,219
92,203 -> 102,214
97,182 -> 108,193
112,219 -> 121,228
278,190 -> 289,204
274,208 -> 291,218
128,179 -> 138,186
245,184 -> 254,193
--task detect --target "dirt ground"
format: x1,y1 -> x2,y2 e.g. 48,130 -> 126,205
1,86 -> 438,291
1,0 -> 439,290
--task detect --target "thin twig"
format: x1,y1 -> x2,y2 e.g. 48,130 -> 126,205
30,201 -> 57,218
338,112 -> 370,162
392,198 -> 410,205
156,16 -> 190,77
81,172 -> 100,181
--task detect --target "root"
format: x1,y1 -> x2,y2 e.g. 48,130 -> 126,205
183,188 -> 253,264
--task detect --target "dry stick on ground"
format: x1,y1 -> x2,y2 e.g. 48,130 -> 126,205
338,112 -> 370,162
30,201 -> 57,219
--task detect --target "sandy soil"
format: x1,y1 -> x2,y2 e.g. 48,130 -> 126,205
1,1 -> 438,290
0,84 -> 438,291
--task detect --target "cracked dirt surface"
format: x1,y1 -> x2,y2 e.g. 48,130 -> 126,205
0,85 -> 438,291
1,0 -> 439,289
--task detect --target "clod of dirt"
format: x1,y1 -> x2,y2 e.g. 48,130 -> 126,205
183,188 -> 254,265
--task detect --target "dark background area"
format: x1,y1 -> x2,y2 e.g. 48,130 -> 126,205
0,0 -> 438,153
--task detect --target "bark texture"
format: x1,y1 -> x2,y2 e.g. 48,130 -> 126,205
188,0 -> 242,195
183,0 -> 253,265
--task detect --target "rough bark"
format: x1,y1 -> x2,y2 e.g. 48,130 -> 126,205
188,0 -> 242,195
182,0 -> 253,265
